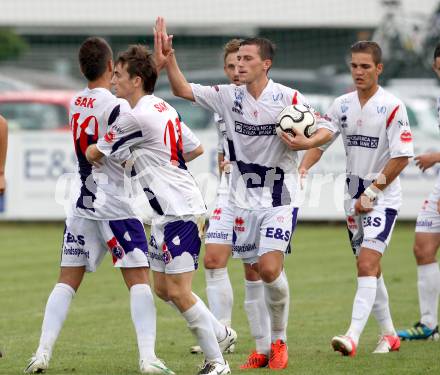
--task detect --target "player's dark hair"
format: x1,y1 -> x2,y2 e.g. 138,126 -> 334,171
350,41 -> 382,65
116,44 -> 157,94
434,43 -> 440,60
223,38 -> 242,62
78,37 -> 112,81
240,37 -> 276,61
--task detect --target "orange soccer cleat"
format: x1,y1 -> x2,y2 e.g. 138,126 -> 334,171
268,340 -> 288,369
239,351 -> 269,369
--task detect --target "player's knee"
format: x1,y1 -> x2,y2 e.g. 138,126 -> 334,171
204,245 -> 229,269
167,288 -> 191,306
203,254 -> 224,269
259,264 -> 281,283
357,259 -> 378,276
154,284 -> 169,301
413,242 -> 433,264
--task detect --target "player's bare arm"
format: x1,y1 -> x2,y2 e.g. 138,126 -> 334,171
154,17 -> 195,101
415,152 -> 440,172
279,128 -> 333,151
299,148 -> 324,175
355,156 -> 410,214
0,115 -> 8,194
183,144 -> 204,162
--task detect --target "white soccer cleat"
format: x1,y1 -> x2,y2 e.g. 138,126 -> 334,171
197,360 -> 231,375
218,327 -> 237,354
373,335 -> 401,354
331,335 -> 357,357
140,358 -> 175,374
190,343 -> 235,355
24,353 -> 50,373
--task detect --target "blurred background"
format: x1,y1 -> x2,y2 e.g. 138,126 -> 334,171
1,0 -> 440,220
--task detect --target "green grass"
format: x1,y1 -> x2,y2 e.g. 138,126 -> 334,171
0,222 -> 438,375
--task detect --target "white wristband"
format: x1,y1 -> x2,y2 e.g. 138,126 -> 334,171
364,186 -> 378,201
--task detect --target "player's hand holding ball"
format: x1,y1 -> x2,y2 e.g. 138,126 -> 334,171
276,104 -> 317,150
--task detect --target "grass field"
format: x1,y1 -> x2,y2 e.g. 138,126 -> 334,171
0,222 -> 438,375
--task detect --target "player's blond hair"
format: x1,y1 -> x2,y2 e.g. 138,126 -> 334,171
223,39 -> 242,62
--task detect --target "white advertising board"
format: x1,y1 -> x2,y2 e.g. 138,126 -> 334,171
1,128 -> 437,221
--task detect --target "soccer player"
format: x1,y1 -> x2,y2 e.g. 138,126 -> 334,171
396,43 -> 440,341
192,39 -> 271,367
86,44 -> 234,375
300,41 -> 414,356
25,37 -> 172,375
0,115 -> 7,196
154,17 -> 334,369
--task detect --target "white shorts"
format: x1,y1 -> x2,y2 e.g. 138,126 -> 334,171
149,215 -> 201,274
61,216 -> 150,272
415,198 -> 440,233
346,205 -> 398,256
232,206 -> 299,263
205,198 -> 234,246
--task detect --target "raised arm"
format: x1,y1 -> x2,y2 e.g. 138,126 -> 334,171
154,17 -> 194,101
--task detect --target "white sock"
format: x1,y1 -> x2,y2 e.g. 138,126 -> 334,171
205,267 -> 233,327
192,292 -> 227,341
346,276 -> 377,345
418,262 -> 440,329
244,280 -> 271,355
264,270 -> 290,343
36,283 -> 75,358
182,300 -> 224,364
372,275 -> 396,335
130,284 -> 157,361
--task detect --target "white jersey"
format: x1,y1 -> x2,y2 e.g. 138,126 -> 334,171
68,87 -> 136,220
191,80 -> 333,210
323,86 -> 414,208
97,94 -> 206,217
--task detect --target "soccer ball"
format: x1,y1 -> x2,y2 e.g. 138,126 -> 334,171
275,104 -> 316,138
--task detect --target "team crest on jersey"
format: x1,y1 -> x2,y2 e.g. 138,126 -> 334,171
211,208 -> 222,221
376,105 -> 386,115
232,87 -> 244,115
272,93 -> 283,102
400,130 -> 412,143
234,217 -> 245,232
162,243 -> 173,264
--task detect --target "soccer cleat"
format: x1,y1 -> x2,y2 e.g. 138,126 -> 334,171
197,360 -> 231,375
190,344 -> 235,355
373,335 -> 401,353
331,335 -> 357,357
397,322 -> 440,341
268,339 -> 288,369
24,353 -> 50,373
218,327 -> 237,354
239,351 -> 269,369
140,358 -> 175,374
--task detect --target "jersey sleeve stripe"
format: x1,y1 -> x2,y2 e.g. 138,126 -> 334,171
111,131 -> 143,154
386,105 -> 400,128
292,91 -> 298,105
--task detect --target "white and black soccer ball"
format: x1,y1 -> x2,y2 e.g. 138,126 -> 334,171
275,104 -> 317,138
